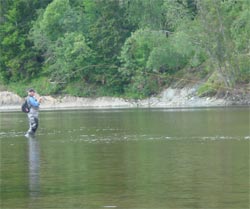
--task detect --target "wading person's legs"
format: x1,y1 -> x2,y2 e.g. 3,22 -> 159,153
26,115 -> 39,136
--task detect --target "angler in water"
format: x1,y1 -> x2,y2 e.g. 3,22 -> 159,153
25,88 -> 42,137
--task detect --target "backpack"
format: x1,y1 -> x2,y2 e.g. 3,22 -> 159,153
21,99 -> 30,113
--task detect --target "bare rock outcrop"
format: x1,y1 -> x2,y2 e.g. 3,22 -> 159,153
0,85 -> 249,111
0,91 -> 23,105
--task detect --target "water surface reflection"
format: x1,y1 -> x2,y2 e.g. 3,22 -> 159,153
0,108 -> 249,209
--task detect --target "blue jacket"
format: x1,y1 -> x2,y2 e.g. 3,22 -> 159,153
27,96 -> 40,117
28,96 -> 40,107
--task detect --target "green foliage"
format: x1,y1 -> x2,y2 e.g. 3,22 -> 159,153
163,0 -> 193,30
86,0 -> 134,86
7,77 -> 60,97
194,0 -> 250,87
230,1 -> 250,52
88,0 -> 131,61
126,0 -> 165,29
119,27 -> 197,97
118,29 -> 165,97
124,73 -> 160,99
1,0 -> 249,99
0,0 -> 49,83
119,29 -> 162,72
63,80 -> 94,97
237,55 -> 250,83
197,83 -> 217,97
147,30 -> 195,71
46,32 -> 93,82
30,0 -> 93,83
197,71 -> 226,97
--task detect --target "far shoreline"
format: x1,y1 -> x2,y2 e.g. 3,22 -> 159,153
0,103 -> 249,113
0,87 -> 249,112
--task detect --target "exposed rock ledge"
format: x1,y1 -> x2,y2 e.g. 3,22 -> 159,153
0,86 -> 249,111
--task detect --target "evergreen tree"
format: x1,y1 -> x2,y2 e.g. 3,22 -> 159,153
86,0 -> 135,93
0,0 -> 52,83
0,0 -> 248,97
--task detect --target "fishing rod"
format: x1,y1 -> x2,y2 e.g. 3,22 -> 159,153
49,64 -> 250,93
143,71 -> 250,93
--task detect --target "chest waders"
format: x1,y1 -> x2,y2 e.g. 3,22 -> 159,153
27,113 -> 39,134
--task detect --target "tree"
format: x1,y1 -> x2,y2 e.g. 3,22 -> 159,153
126,0 -> 165,30
0,0 -> 52,82
30,0 -> 93,84
230,0 -> 250,82
195,0 -> 242,87
1,0 -> 248,98
119,29 -> 167,97
85,0 -> 135,93
119,0 -> 198,97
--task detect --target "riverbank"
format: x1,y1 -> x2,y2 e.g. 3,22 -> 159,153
0,85 -> 249,111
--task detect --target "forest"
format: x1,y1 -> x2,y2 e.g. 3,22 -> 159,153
0,0 -> 249,98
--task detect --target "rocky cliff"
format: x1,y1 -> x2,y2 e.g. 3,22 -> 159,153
0,86 -> 249,111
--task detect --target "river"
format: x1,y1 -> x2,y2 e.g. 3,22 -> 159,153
0,107 -> 249,209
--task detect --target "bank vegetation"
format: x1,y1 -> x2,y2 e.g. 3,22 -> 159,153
1,0 -> 249,99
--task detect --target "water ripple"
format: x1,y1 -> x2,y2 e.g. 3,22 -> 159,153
0,129 -> 249,144
0,131 -> 25,139
47,134 -> 249,144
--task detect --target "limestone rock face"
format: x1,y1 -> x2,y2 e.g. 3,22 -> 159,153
0,84 -> 249,111
0,91 -> 23,105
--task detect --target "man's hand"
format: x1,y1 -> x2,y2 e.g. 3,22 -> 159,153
38,97 -> 43,103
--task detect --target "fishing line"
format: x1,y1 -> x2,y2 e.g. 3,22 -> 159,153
144,71 -> 250,93
49,64 -> 250,93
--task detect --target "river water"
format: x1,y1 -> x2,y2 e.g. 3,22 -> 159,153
0,107 -> 249,209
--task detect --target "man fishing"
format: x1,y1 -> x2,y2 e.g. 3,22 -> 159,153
25,88 -> 42,137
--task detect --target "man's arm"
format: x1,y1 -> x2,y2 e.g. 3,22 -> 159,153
28,97 -> 40,107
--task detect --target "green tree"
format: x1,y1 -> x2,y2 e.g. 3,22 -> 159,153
195,0 -> 242,87
119,0 -> 198,97
1,0 -> 248,98
126,0 -> 165,30
119,29 -> 166,97
30,0 -> 93,84
86,0 -> 135,94
230,0 -> 250,82
0,0 -> 51,82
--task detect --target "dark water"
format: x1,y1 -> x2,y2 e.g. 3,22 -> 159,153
0,108 -> 249,209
